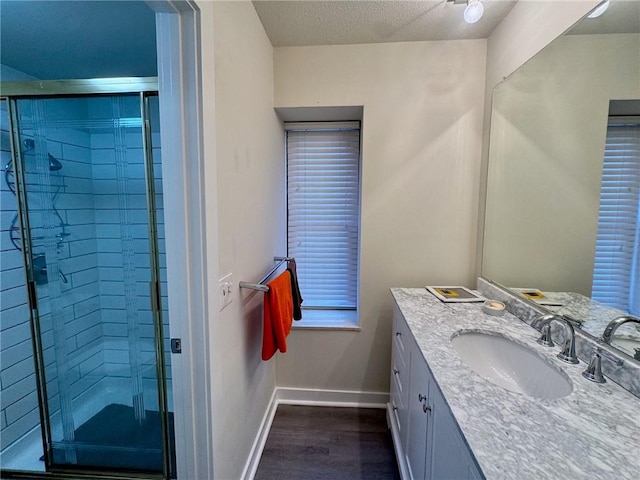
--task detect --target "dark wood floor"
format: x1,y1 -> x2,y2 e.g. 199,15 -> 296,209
255,405 -> 400,480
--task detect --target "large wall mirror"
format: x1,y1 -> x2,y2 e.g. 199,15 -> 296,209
482,0 -> 640,359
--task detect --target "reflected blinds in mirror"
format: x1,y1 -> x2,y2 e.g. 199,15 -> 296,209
592,119 -> 640,315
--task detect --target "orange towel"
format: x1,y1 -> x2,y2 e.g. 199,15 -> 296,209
262,270 -> 294,361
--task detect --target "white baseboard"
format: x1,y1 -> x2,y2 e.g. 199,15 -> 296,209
276,387 -> 389,408
241,388 -> 279,480
242,387 -> 390,480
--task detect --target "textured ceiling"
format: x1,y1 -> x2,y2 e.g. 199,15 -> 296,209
252,0 -> 518,46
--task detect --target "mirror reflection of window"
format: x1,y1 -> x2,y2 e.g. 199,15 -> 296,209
592,104 -> 640,316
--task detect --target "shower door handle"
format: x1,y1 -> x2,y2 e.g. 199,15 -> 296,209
150,280 -> 161,313
171,338 -> 182,354
27,280 -> 38,309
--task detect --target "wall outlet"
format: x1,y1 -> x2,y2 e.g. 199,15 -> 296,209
219,273 -> 233,311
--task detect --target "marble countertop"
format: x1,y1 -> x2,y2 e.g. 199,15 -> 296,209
391,288 -> 640,480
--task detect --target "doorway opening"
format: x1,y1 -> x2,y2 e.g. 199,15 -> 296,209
1,81 -> 174,478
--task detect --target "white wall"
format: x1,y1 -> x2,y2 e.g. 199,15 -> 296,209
274,40 -> 487,392
205,2 -> 285,478
483,33 -> 640,295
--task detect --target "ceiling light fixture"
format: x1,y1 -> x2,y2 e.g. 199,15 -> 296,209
447,0 -> 485,25
588,0 -> 610,18
464,0 -> 484,24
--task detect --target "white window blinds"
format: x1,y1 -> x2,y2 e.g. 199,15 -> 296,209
592,119 -> 640,315
286,123 -> 360,309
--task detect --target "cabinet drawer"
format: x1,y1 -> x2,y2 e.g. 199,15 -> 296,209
393,303 -> 410,370
391,302 -> 412,448
391,342 -> 408,407
390,354 -> 408,442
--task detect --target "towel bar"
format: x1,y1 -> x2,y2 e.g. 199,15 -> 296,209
239,257 -> 292,292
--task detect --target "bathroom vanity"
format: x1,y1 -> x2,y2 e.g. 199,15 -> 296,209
388,288 -> 640,480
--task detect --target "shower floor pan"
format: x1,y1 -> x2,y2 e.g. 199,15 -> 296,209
0,377 -> 173,473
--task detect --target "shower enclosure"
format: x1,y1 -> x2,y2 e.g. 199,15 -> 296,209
0,79 -> 174,478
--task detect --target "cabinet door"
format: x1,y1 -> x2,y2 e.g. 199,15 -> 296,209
405,349 -> 431,480
428,383 -> 478,480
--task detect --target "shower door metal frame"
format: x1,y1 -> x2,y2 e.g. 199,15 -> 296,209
0,78 -> 172,480
3,96 -> 56,478
0,77 -> 159,97
141,92 -> 172,480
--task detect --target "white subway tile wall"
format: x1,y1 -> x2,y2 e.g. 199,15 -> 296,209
45,126 -> 101,420
1,108 -> 41,449
91,131 -> 169,382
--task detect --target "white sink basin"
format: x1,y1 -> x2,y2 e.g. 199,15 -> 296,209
451,330 -> 573,399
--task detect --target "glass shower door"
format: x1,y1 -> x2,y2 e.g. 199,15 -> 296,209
10,93 -> 171,475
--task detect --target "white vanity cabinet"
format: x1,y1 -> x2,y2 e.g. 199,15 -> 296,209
389,303 -> 483,480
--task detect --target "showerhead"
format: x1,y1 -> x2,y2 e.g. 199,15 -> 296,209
22,138 -> 63,171
48,154 -> 62,171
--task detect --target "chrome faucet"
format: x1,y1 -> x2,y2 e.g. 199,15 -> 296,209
533,314 -> 579,364
601,315 -> 640,345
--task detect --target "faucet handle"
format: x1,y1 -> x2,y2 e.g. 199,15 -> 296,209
536,323 -> 554,347
582,348 -> 606,383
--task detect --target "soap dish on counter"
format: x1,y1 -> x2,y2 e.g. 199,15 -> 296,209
482,300 -> 506,316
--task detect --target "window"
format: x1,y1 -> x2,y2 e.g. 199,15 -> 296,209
592,117 -> 640,315
285,122 -> 361,326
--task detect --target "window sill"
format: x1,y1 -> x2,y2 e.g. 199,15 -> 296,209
292,309 -> 360,331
